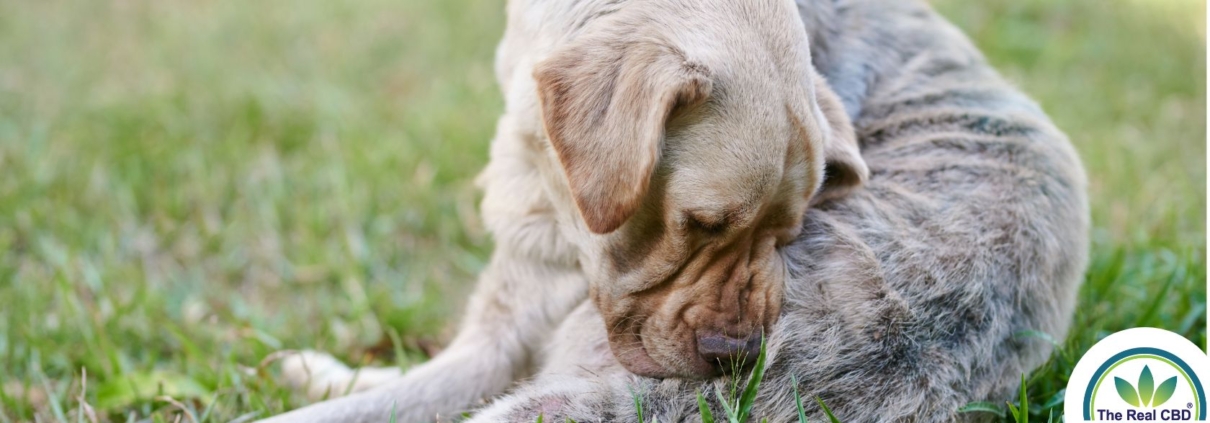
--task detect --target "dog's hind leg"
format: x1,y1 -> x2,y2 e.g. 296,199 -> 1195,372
258,249 -> 589,423
259,114 -> 590,423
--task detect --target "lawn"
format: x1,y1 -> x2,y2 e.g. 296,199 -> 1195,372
0,0 -> 1204,421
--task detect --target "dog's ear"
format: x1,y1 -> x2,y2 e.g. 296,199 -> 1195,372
809,75 -> 868,205
533,38 -> 712,234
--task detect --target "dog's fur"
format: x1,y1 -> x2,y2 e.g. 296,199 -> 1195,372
523,0 -> 870,380
258,0 -> 1089,421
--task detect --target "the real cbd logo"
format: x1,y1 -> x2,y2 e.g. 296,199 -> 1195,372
1116,365 -> 1178,408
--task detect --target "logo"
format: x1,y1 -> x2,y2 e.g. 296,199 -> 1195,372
1066,328 -> 1210,421
1113,365 -> 1179,408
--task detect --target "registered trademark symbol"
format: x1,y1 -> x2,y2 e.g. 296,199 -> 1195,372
1188,402 -> 1194,409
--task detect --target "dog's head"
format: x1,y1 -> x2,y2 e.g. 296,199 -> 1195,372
532,0 -> 867,379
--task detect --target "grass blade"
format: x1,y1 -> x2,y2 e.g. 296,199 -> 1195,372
1137,265 -> 1183,327
1018,373 -> 1029,423
735,335 -> 768,423
697,390 -> 716,423
714,388 -> 738,423
1040,389 -> 1066,410
631,387 -> 646,423
814,397 -> 841,423
957,401 -> 1005,416
36,366 -> 68,423
1013,330 -> 1061,349
791,375 -> 808,423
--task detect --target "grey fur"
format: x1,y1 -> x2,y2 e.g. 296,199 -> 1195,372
468,0 -> 1088,421
260,0 -> 1088,421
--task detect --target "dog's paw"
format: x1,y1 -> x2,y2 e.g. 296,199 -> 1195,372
275,350 -> 405,400
278,350 -> 357,400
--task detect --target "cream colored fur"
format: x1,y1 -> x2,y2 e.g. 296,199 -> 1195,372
259,0 -> 1088,421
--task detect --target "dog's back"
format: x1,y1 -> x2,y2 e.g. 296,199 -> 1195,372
537,0 -> 1089,420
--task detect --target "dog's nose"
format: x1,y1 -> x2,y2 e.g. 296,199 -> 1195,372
697,332 -> 762,370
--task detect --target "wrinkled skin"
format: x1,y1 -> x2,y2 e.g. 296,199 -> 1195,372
530,0 -> 866,378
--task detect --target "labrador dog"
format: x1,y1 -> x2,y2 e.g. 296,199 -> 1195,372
260,0 -> 1088,421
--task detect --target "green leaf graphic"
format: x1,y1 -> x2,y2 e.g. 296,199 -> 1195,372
1139,366 -> 1155,406
1153,377 -> 1178,407
1116,377 -> 1140,407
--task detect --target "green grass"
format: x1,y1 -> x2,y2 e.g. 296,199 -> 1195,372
0,0 -> 1203,421
696,336 -> 768,423
933,1 -> 1207,420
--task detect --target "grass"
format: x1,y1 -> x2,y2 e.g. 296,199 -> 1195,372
932,1 -> 1207,420
0,0 -> 1203,421
696,336 -> 768,423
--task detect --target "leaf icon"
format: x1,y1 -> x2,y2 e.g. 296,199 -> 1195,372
1116,377 -> 1141,407
1140,366 -> 1155,406
1152,377 -> 1178,407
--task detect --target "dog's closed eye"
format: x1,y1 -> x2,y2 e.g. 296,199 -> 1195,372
684,210 -> 729,235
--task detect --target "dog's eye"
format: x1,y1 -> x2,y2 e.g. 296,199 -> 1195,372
686,212 -> 728,235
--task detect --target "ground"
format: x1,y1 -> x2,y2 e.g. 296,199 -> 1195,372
0,0 -> 1204,421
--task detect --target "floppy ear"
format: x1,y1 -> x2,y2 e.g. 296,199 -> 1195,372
809,75 -> 868,205
533,39 -> 712,234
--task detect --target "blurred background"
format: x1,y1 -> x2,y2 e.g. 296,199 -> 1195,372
0,0 -> 1204,421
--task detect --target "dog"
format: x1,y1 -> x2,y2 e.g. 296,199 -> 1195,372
260,0 -> 1089,421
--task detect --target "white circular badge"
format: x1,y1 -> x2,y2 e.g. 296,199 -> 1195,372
1065,328 -> 1209,422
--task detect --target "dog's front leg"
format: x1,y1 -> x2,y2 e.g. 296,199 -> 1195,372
259,249 -> 588,423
